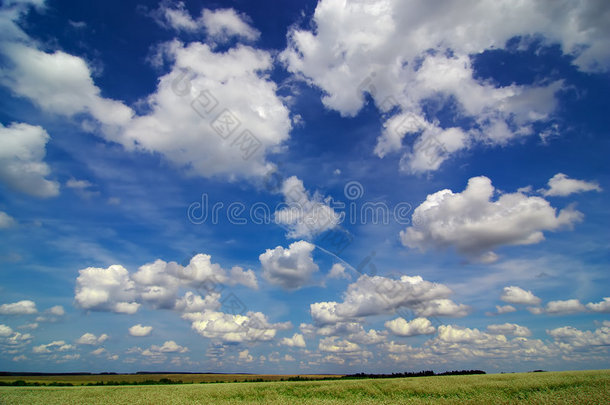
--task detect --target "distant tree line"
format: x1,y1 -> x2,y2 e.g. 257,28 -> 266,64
0,370 -> 486,387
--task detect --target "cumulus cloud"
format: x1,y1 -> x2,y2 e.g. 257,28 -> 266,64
0,44 -> 133,127
548,324 -> 610,347
280,0 -> 610,173
0,324 -> 14,337
76,332 -> 109,345
74,265 -> 140,314
327,263 -> 351,280
401,177 -> 583,262
545,299 -> 586,314
487,323 -> 531,337
542,173 -> 602,197
129,324 -> 153,337
586,297 -> 610,313
74,254 -> 257,314
46,305 -> 65,316
385,317 -> 435,337
260,240 -> 319,289
0,122 -> 59,198
0,211 -> 16,229
311,274 -> 467,325
495,305 -> 517,314
185,309 -> 291,343
238,349 -> 254,363
500,286 -> 541,306
280,333 -> 306,348
33,340 -> 74,354
154,2 -> 260,42
0,300 -> 37,315
123,40 -> 291,180
2,4 -> 288,183
274,176 -> 341,239
201,8 -> 260,43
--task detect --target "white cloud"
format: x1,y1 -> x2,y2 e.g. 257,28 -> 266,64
318,336 -> 361,354
548,325 -> 610,347
33,340 -> 74,354
46,305 -> 65,316
154,2 -> 260,43
174,291 -> 220,313
385,317 -> 435,337
74,254 -> 257,314
487,323 -> 531,337
238,349 -> 254,363
150,340 -> 188,353
0,211 -> 16,228
1,3 -> 287,183
545,299 -> 586,314
0,299 -> 37,315
129,324 -> 153,337
495,305 -> 517,314
123,40 -> 291,180
274,176 -> 341,239
76,332 -> 109,345
311,274 -> 467,325
201,8 -> 260,43
74,265 -> 140,314
401,177 -> 583,261
260,240 -> 319,289
542,173 -> 602,197
501,286 -> 541,306
0,122 -> 59,198
586,297 -> 610,313
91,347 -> 106,356
0,44 -> 133,127
280,333 -> 306,348
186,309 -> 291,343
327,263 -> 351,280
0,324 -> 13,337
281,0 -> 610,173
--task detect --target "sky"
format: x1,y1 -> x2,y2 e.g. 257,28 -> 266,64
0,0 -> 609,374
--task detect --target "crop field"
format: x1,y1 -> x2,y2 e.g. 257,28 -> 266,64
0,370 -> 608,404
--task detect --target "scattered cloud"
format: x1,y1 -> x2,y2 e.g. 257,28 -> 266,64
280,333 -> 306,348
0,122 -> 59,198
545,299 -> 586,314
487,323 -> 531,337
385,317 -> 435,337
542,173 -> 602,197
0,211 -> 16,229
185,310 -> 291,343
281,0 -> 610,172
260,240 -> 319,290
0,300 -> 37,315
275,176 -> 341,239
74,254 -> 257,314
76,332 -> 109,345
501,286 -> 542,306
401,176 -> 583,262
586,297 -> 610,313
129,324 -> 153,337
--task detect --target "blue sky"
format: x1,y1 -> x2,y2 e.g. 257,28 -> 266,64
0,0 -> 609,374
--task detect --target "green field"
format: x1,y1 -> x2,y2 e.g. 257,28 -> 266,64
0,370 -> 608,404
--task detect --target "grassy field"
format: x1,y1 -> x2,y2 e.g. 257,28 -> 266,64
0,370 -> 608,404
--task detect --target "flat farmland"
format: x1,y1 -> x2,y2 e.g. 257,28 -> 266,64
0,370 -> 608,404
